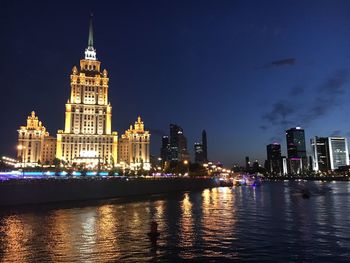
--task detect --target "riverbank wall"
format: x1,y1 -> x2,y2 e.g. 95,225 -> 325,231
0,177 -> 219,206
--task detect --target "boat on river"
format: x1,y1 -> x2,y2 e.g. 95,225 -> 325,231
233,173 -> 263,186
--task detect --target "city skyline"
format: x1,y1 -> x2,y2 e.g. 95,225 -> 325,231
2,0 -> 350,165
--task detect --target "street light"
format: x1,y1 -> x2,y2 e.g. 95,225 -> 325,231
183,160 -> 189,176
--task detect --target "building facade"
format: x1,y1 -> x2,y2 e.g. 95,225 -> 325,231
194,142 -> 204,164
311,137 -> 330,172
202,129 -> 208,163
328,137 -> 349,170
311,136 -> 349,172
17,111 -> 56,167
286,127 -> 307,174
169,124 -> 189,161
160,135 -> 171,164
118,117 -> 151,170
266,143 -> 282,174
56,17 -> 118,169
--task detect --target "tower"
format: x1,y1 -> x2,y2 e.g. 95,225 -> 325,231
17,111 -> 56,167
328,137 -> 349,170
286,127 -> 307,174
118,116 -> 151,170
160,135 -> 170,163
202,129 -> 208,162
56,15 -> 118,169
266,143 -> 282,174
169,124 -> 189,161
194,142 -> 204,164
311,137 -> 329,172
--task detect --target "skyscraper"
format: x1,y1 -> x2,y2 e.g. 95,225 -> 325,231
286,127 -> 307,174
56,16 -> 118,168
169,124 -> 189,161
266,143 -> 282,174
328,137 -> 349,170
311,137 -> 329,172
202,130 -> 208,163
311,136 -> 349,172
160,136 -> 170,163
194,142 -> 204,164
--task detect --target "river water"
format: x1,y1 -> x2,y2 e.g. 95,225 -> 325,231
0,181 -> 350,262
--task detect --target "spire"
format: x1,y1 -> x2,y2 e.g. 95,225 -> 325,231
84,13 -> 97,60
88,13 -> 94,48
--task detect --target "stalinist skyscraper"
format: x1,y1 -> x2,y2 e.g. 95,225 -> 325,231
56,16 -> 118,168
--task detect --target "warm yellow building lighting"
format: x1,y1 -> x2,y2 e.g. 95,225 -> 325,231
17,111 -> 56,167
118,116 -> 151,171
55,17 -> 118,169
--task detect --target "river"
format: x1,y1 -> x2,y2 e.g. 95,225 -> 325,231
0,181 -> 350,262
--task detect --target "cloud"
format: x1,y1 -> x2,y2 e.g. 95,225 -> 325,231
302,70 -> 349,124
271,58 -> 296,66
256,58 -> 296,69
261,69 -> 349,134
262,100 -> 295,127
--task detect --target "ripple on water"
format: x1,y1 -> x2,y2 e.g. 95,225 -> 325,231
0,182 -> 350,262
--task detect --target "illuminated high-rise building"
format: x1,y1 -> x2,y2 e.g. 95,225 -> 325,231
56,16 -> 118,168
194,142 -> 204,164
118,117 -> 150,170
160,135 -> 170,163
286,127 -> 307,174
17,111 -> 56,167
202,130 -> 208,162
169,124 -> 189,161
311,137 -> 329,172
311,136 -> 349,171
328,137 -> 349,170
266,143 -> 282,174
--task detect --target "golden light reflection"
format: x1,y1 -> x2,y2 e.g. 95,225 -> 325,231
0,215 -> 30,262
96,204 -> 120,259
179,193 -> 194,258
201,187 -> 237,258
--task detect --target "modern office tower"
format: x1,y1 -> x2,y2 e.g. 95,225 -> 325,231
194,142 -> 204,164
286,127 -> 307,174
202,130 -> 208,162
328,137 -> 349,170
245,156 -> 250,170
118,117 -> 151,170
311,137 -> 330,172
17,111 -> 56,167
56,16 -> 118,168
266,143 -> 282,174
311,136 -> 349,172
169,124 -> 189,161
160,135 -> 170,163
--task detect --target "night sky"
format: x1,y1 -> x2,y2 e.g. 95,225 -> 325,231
2,0 -> 350,166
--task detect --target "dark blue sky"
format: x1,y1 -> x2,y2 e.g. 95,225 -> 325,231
2,0 -> 350,165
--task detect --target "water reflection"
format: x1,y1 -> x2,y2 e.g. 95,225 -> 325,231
0,182 -> 350,262
178,193 -> 194,259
